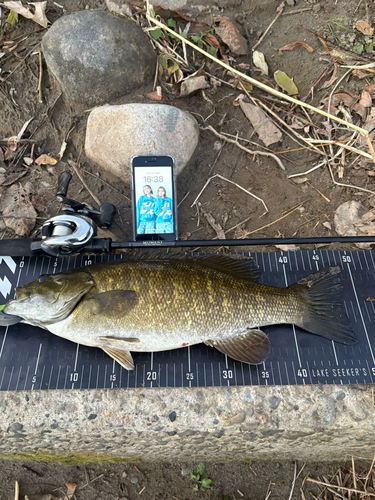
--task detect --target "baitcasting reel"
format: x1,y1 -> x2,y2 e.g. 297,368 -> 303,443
39,171 -> 116,257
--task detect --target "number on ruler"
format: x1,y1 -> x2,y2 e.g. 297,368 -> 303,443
297,369 -> 308,377
278,257 -> 288,263
261,371 -> 269,378
31,375 -> 36,383
312,255 -> 319,261
186,372 -> 194,380
19,261 -> 24,268
342,256 -> 351,263
70,372 -> 78,382
147,371 -> 157,380
372,368 -> 375,376
84,260 -> 92,266
110,374 -> 116,382
223,370 -> 233,379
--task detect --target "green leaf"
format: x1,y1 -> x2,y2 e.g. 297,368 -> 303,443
197,463 -> 205,475
201,478 -> 212,488
180,32 -> 188,39
158,55 -> 168,70
149,28 -> 162,40
167,18 -> 176,29
0,305 -> 5,312
191,35 -> 201,43
192,483 -> 199,492
352,43 -> 364,54
150,8 -> 155,17
6,10 -> 18,26
366,42 -> 374,53
274,70 -> 299,95
207,46 -> 217,56
330,21 -> 351,31
197,40 -> 204,48
190,473 -> 200,481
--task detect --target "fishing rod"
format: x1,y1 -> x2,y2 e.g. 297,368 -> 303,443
0,171 -> 374,257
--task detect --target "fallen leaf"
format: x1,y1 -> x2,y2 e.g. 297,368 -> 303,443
353,103 -> 366,119
35,154 -> 57,165
320,64 -> 338,90
6,9 -> 18,26
274,70 -> 298,95
239,98 -> 282,147
323,221 -> 332,230
179,232 -> 191,240
274,244 -> 300,251
214,16 -> 247,55
173,68 -> 209,97
3,1 -> 49,28
278,42 -> 313,53
292,177 -> 309,184
203,33 -> 225,59
355,20 -> 373,36
364,84 -> 375,96
334,201 -> 375,247
257,77 -> 274,89
0,182 -> 37,237
359,90 -> 372,107
252,50 -> 268,75
353,68 -> 371,79
0,148 -> 4,162
58,140 -> 67,160
146,86 -> 162,101
200,207 -> 226,239
65,483 -> 77,500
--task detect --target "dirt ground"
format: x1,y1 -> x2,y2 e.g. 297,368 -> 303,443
2,457 -> 375,500
1,0 -> 375,498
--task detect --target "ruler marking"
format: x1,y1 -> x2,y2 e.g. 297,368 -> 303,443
0,367 -> 6,390
15,366 -> 22,391
188,346 -> 191,388
346,264 -> 375,363
6,366 -> 14,391
269,361 -> 275,385
150,352 -> 153,388
277,361 -> 283,384
111,359 -> 115,389
366,360 -> 374,382
284,361 -> 290,385
203,363 -> 207,387
31,343 -> 42,391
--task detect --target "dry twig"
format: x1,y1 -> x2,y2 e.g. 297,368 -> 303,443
204,124 -> 286,171
191,173 -> 268,215
253,1 -> 285,51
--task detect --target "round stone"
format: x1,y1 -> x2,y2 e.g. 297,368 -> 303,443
85,104 -> 199,183
41,11 -> 156,106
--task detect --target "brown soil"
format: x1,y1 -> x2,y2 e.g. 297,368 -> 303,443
0,0 -> 374,498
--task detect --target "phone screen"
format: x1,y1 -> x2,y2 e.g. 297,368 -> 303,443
132,157 -> 177,241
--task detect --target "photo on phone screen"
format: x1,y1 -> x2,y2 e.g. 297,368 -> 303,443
131,156 -> 177,241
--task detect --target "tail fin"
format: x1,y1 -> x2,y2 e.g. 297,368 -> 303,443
290,266 -> 356,345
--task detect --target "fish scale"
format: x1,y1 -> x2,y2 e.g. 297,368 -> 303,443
0,250 -> 373,390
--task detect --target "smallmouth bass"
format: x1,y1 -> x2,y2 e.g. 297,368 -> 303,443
2,253 -> 356,370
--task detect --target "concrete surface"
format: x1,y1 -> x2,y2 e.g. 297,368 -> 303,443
0,384 -> 374,462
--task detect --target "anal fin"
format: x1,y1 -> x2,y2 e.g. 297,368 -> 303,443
206,329 -> 270,365
102,347 -> 135,371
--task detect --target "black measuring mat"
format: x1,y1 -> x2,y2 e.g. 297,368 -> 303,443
0,249 -> 374,390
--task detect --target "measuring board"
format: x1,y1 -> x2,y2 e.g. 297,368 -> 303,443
0,250 -> 375,391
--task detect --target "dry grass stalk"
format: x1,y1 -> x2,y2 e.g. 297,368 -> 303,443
252,1 -> 285,51
191,173 -> 268,215
239,203 -> 302,238
144,1 -> 375,163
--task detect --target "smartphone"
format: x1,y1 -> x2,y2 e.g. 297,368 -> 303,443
131,155 -> 178,242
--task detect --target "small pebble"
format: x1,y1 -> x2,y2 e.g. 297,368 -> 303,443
169,411 -> 177,422
131,477 -> 138,484
245,393 -> 253,404
122,471 -> 128,478
181,466 -> 190,476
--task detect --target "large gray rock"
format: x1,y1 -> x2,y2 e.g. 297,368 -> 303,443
85,104 -> 199,183
41,11 -> 156,107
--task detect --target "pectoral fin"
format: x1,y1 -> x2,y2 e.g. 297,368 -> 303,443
206,329 -> 270,365
87,290 -> 138,315
99,336 -> 139,343
102,347 -> 135,371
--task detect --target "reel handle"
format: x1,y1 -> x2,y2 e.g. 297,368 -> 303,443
56,171 -> 72,201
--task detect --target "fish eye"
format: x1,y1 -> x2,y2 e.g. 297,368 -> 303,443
38,275 -> 47,283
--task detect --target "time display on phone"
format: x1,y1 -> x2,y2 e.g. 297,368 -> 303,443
143,175 -> 163,183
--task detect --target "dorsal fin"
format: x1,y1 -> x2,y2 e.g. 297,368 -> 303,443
189,254 -> 260,282
120,251 -> 260,282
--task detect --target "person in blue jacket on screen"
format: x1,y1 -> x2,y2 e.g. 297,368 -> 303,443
154,186 -> 173,234
136,185 -> 156,234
